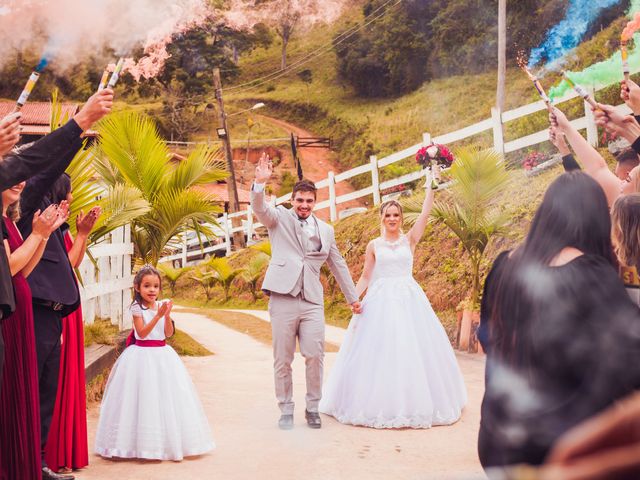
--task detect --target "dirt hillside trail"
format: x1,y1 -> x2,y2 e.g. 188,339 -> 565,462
258,115 -> 366,219
79,308 -> 486,480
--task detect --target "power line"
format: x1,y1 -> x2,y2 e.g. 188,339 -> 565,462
224,0 -> 402,94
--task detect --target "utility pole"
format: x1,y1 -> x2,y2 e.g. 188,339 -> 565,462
496,0 -> 506,113
213,67 -> 245,249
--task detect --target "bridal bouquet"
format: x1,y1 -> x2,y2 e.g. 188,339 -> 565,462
416,143 -> 454,189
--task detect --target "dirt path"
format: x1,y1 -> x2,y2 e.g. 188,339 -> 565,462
78,309 -> 486,480
258,115 -> 365,218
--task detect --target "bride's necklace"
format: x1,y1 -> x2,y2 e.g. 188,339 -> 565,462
381,234 -> 404,246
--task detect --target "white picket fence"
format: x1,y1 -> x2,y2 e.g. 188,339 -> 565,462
78,224 -> 134,329
159,72 -> 635,265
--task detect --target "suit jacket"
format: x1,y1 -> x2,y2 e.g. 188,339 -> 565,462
0,120 -> 84,318
251,188 -> 358,306
17,121 -> 84,317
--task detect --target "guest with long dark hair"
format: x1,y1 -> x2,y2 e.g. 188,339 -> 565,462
478,172 -> 640,469
44,173 -> 101,474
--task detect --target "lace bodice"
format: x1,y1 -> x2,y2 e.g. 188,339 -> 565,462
371,235 -> 414,283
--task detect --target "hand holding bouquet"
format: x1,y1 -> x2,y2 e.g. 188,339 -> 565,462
416,143 -> 454,189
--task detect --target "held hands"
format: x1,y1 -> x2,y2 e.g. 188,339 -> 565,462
255,152 -> 273,184
350,301 -> 362,314
73,89 -> 114,132
0,112 -> 21,156
76,206 -> 102,236
621,79 -> 640,114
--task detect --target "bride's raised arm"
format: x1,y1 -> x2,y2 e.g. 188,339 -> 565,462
407,179 -> 435,249
355,241 -> 376,299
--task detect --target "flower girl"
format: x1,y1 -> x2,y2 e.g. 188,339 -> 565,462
95,265 -> 214,460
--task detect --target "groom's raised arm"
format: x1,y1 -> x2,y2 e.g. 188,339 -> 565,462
326,228 -> 358,305
251,152 -> 279,229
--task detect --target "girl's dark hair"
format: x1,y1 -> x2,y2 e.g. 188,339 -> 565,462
46,173 -> 72,205
131,264 -> 162,308
489,172 -> 615,363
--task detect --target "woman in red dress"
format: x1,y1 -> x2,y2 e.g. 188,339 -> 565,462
45,174 -> 101,474
0,181 -> 62,480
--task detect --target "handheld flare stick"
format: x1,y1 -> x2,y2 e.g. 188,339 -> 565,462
621,39 -> 631,83
14,71 -> 40,113
562,71 -> 599,110
106,58 -> 125,89
520,64 -> 552,111
97,68 -> 110,91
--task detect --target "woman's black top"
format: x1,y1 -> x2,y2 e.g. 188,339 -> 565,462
478,251 -> 640,468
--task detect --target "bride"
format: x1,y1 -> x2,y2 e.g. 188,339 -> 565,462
319,175 -> 467,428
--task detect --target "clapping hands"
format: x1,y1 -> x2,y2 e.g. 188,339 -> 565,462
76,206 -> 102,236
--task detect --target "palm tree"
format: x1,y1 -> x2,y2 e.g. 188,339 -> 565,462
190,267 -> 218,301
48,90 -> 143,239
250,240 -> 271,257
405,147 -> 510,309
157,263 -> 190,296
93,111 -> 228,266
240,253 -> 269,300
205,257 -> 245,302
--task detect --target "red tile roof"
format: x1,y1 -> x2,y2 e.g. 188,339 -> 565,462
198,182 -> 251,204
0,101 -> 79,125
0,101 -> 98,137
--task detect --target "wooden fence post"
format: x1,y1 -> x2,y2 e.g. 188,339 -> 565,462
328,171 -> 337,222
181,232 -> 188,267
585,86 -> 599,147
491,107 -> 505,154
223,212 -> 232,256
122,224 -> 132,329
370,155 -> 381,206
246,205 -> 254,243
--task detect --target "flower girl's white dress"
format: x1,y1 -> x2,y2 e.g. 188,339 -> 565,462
95,302 -> 215,460
319,235 -> 467,428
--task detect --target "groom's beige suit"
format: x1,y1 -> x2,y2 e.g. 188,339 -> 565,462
251,186 -> 358,414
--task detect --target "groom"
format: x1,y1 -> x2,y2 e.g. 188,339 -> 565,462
251,153 -> 361,430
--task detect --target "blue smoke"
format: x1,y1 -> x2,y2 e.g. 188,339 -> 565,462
528,0 -> 623,68
35,57 -> 49,72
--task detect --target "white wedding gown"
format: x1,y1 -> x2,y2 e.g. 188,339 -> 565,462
319,235 -> 467,428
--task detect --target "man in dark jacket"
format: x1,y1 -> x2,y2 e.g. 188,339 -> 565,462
1,88 -> 113,480
0,100 -> 105,395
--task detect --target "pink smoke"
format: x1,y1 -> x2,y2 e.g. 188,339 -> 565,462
622,12 -> 640,41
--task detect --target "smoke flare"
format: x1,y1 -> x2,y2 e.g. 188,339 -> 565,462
528,0 -> 622,68
0,0 -> 209,78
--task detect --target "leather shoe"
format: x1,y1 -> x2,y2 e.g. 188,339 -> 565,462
278,414 -> 294,430
305,410 -> 322,429
42,467 -> 75,480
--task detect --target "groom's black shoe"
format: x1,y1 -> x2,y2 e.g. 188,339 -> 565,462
278,414 -> 294,430
42,467 -> 75,480
305,410 -> 322,429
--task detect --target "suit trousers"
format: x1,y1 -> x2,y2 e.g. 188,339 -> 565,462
33,303 -> 63,466
268,293 -> 325,414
